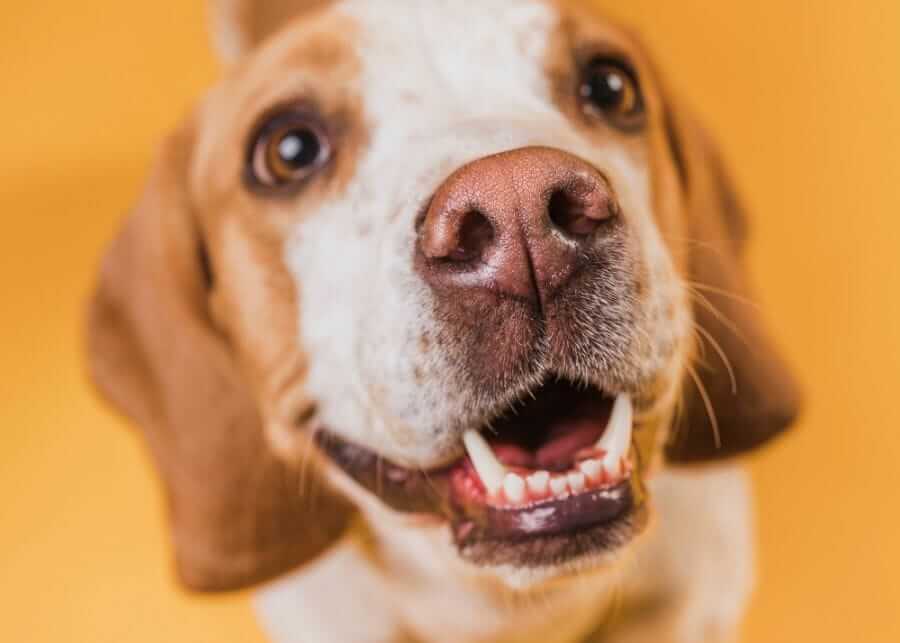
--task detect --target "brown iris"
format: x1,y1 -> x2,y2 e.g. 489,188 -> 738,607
248,110 -> 331,191
579,58 -> 645,129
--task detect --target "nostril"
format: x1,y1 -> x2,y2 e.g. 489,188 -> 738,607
547,178 -> 617,239
447,210 -> 495,263
547,188 -> 600,238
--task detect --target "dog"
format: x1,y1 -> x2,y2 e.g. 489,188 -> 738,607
86,1 -> 800,641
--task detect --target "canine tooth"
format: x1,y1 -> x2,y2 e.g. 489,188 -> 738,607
579,459 -> 602,481
567,472 -> 586,493
549,476 -> 569,496
527,471 -> 550,495
462,430 -> 507,494
597,394 -> 633,472
503,473 -> 526,503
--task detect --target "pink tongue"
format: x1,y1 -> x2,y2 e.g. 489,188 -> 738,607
490,443 -> 534,468
535,418 -> 604,468
490,417 -> 604,471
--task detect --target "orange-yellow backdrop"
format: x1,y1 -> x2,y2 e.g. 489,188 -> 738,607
2,1 -> 898,641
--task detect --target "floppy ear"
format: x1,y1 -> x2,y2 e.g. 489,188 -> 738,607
662,103 -> 802,463
209,0 -> 334,63
86,121 -> 354,591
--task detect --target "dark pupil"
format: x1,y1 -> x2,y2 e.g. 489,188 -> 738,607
586,68 -> 625,109
277,129 -> 320,169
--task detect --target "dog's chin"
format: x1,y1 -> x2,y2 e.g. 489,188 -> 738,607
316,377 -> 658,575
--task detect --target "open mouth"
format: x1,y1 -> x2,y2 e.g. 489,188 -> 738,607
317,378 -> 644,565
451,383 -> 635,539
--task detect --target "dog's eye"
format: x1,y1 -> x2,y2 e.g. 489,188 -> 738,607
248,111 -> 331,190
579,58 -> 644,128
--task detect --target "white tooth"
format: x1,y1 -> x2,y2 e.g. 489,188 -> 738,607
549,476 -> 569,497
527,471 -> 550,495
567,472 -> 586,493
462,430 -> 507,494
596,394 -> 633,472
503,473 -> 526,503
579,459 -> 602,481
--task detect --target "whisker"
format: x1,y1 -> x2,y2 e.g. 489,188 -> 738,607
686,280 -> 759,308
686,362 -> 721,449
688,288 -> 748,347
691,324 -> 708,362
692,323 -> 738,395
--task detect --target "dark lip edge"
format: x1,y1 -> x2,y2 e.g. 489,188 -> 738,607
455,501 -> 648,569
450,479 -> 635,540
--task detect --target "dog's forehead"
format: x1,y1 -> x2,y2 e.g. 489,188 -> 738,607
339,0 -> 557,101
328,0 -> 640,94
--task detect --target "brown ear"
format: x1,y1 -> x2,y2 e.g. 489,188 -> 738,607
209,0 -> 334,63
662,103 -> 801,463
86,121 -> 353,591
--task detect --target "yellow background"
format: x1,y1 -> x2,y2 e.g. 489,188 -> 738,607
2,1 -> 898,641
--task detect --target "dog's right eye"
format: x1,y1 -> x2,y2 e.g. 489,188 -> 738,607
247,110 -> 331,192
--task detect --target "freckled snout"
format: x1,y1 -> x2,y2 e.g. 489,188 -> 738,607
416,146 -> 618,305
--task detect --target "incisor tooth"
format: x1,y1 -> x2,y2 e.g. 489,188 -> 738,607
527,471 -> 550,495
579,459 -> 602,481
568,472 -> 586,493
503,473 -> 526,503
596,394 -> 633,470
549,476 -> 569,496
462,430 -> 506,494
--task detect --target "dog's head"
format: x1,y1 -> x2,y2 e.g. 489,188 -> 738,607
88,0 -> 800,591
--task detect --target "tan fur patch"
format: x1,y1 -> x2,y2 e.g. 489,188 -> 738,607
189,10 -> 368,453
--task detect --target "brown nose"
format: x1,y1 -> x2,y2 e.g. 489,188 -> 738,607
416,147 -> 618,305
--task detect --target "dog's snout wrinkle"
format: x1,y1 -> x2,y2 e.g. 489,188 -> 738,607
416,147 -> 617,307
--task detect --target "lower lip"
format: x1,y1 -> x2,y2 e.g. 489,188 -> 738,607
450,480 -> 634,543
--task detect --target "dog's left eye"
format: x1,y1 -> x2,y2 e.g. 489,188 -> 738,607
247,110 -> 331,191
579,58 -> 644,129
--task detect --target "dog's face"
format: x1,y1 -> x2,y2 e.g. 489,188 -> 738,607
88,0 -> 799,592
